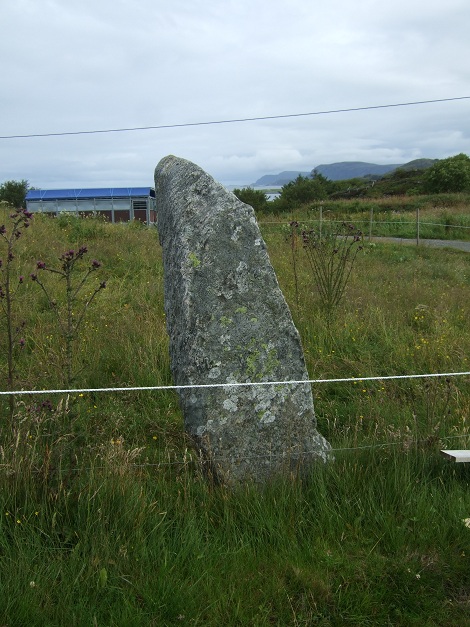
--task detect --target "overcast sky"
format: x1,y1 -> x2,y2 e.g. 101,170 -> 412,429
1,0 -> 469,189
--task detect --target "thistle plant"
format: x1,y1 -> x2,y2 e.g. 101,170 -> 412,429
31,246 -> 106,387
288,220 -> 301,309
0,208 -> 32,418
300,221 -> 363,319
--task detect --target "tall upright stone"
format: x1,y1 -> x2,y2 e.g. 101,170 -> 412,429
155,155 -> 331,484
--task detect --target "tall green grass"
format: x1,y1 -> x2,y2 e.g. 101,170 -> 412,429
0,207 -> 469,625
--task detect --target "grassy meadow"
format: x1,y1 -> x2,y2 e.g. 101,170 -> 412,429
260,193 -> 470,241
0,200 -> 469,626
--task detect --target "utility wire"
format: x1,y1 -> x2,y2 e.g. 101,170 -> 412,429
1,96 -> 469,140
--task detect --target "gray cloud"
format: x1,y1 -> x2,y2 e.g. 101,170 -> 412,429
1,0 -> 469,188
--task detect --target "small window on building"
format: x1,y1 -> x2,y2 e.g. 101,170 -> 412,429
132,200 -> 147,212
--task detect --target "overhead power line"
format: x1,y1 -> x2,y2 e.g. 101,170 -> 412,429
1,96 -> 469,140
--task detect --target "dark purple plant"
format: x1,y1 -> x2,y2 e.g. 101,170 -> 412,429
291,220 -> 363,321
0,208 -> 33,418
31,246 -> 106,386
287,220 -> 301,310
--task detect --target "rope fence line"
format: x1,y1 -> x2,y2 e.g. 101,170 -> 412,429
126,431 -> 470,465
259,218 -> 470,233
2,373 -> 467,470
260,219 -> 470,230
1,434 -> 468,473
1,370 -> 469,397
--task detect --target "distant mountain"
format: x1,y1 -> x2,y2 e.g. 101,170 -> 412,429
312,162 -> 402,180
392,158 -> 438,172
252,171 -> 311,187
251,160 -> 437,187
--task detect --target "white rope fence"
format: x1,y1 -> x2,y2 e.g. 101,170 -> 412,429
16,432 -> 466,473
1,370 -> 469,396
0,371 -> 467,470
261,219 -> 470,230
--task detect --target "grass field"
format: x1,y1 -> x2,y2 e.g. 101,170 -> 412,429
260,193 -> 470,241
0,202 -> 469,625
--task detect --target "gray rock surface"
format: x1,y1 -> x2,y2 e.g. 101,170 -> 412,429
155,155 -> 331,484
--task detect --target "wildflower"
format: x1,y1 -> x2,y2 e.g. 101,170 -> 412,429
30,272 -> 37,281
19,338 -> 25,348
0,225 -> 6,235
91,259 -> 101,269
19,275 -> 24,284
36,260 -> 46,270
99,281 -> 107,289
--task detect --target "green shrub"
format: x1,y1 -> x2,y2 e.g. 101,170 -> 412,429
424,153 -> 470,193
232,187 -> 268,212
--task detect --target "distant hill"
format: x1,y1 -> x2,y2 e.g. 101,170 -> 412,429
251,159 -> 438,188
252,171 -> 311,187
328,159 -> 439,199
390,158 -> 438,172
312,162 -> 402,180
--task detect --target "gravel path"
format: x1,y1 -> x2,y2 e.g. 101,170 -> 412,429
369,237 -> 470,253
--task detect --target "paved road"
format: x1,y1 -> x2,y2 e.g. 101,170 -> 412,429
369,237 -> 470,253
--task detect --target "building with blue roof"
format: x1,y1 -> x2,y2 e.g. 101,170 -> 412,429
25,187 -> 156,225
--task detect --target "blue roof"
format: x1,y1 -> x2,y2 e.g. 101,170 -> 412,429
26,187 -> 155,200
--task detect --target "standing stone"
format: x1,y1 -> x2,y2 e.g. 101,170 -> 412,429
155,155 -> 331,484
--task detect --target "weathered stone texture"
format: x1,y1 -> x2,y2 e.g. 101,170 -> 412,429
155,155 -> 331,484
